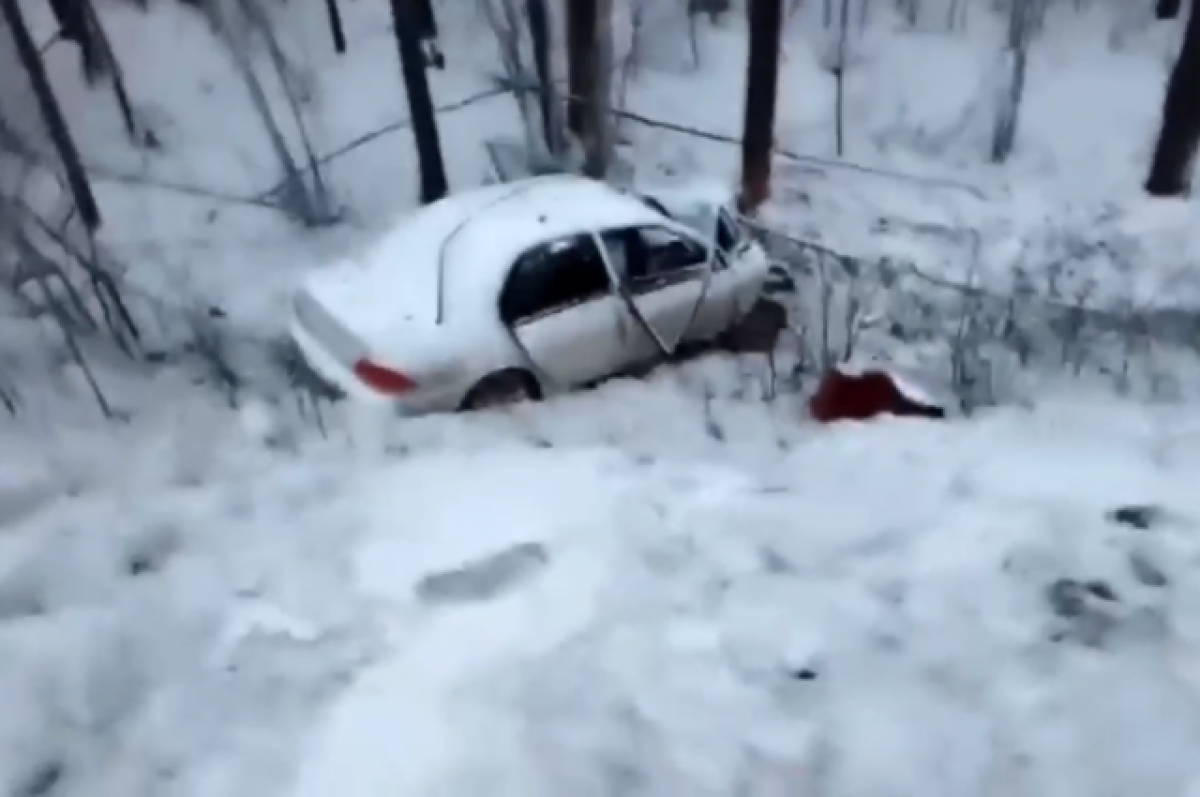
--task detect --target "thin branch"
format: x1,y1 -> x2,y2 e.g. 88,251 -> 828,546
257,85 -> 510,199
86,165 -> 279,208
609,105 -> 988,199
260,80 -> 987,202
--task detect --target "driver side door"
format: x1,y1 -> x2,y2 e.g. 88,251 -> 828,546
596,224 -> 713,362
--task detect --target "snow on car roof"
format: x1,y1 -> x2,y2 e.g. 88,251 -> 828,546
438,175 -> 663,318
301,176 -> 665,342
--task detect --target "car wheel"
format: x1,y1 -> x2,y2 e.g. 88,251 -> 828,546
459,369 -> 541,411
719,298 -> 788,354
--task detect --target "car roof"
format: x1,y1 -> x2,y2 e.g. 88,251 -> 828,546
303,176 -> 670,337
435,175 -> 664,316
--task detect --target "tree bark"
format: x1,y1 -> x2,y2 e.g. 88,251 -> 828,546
582,0 -> 612,178
1,0 -> 101,229
389,0 -> 448,204
740,0 -> 783,213
1146,0 -> 1200,197
565,0 -> 597,138
526,0 -> 562,156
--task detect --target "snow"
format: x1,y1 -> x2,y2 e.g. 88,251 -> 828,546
5,0 -> 1200,794
300,175 -> 661,339
9,376 -> 1200,795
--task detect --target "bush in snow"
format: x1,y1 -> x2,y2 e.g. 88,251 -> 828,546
753,212 -> 1200,412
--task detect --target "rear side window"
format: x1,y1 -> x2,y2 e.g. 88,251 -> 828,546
499,234 -> 612,324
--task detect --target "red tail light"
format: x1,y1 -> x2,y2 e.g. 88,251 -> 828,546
352,358 -> 417,395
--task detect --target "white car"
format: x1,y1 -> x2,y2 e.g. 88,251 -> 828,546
289,174 -> 776,413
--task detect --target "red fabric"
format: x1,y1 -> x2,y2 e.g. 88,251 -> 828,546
809,368 -> 944,423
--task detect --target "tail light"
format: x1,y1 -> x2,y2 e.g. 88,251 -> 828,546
352,358 -> 417,395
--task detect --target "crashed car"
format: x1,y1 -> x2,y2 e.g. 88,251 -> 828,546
289,174 -> 778,413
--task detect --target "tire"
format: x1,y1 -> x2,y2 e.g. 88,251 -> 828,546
459,369 -> 541,411
719,298 -> 788,354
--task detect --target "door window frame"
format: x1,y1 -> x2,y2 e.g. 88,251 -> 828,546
497,234 -> 615,326
597,224 -> 711,295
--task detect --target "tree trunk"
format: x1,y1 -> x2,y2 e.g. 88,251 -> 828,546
834,0 -> 850,156
1,0 -> 101,229
740,0 -> 783,213
325,0 -> 347,54
526,0 -> 563,156
565,0 -> 597,138
49,0 -> 106,83
1157,0 -> 1181,21
389,0 -> 449,204
414,0 -> 438,39
81,0 -> 144,145
1146,0 -> 1200,196
990,0 -> 1031,163
581,0 -> 613,178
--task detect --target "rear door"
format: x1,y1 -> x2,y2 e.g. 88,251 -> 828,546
596,225 -> 713,360
499,234 -> 627,388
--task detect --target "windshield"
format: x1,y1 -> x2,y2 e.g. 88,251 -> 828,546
635,192 -> 720,242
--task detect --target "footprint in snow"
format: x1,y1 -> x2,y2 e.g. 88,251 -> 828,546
415,542 -> 550,606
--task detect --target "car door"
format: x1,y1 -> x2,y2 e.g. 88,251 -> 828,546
692,205 -> 750,336
596,224 -> 713,361
498,234 -> 627,389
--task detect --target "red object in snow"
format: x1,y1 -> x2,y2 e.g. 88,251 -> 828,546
808,367 -> 945,423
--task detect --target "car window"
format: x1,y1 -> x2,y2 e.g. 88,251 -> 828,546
633,226 -> 708,277
599,226 -> 709,288
498,234 -> 612,324
598,229 -> 633,281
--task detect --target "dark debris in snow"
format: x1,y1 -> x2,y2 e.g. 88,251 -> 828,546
416,541 -> 550,606
1106,505 -> 1166,531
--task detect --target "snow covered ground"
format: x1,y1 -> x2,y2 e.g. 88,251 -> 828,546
4,0 -> 1200,794
8,366 -> 1200,796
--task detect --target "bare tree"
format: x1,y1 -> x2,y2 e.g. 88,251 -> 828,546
389,0 -> 448,203
480,0 -> 542,155
48,0 -> 105,82
236,0 -> 335,221
47,0 -> 144,146
833,0 -> 851,155
1,0 -> 100,229
414,0 -> 444,67
740,0 -> 783,212
566,0 -> 597,139
325,0 -> 347,54
1147,0 -> 1200,195
585,0 -> 614,177
990,0 -> 1033,163
565,0 -> 613,177
207,0 -> 332,224
526,0 -> 564,156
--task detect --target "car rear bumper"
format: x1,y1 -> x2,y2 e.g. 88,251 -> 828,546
289,320 -> 468,416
